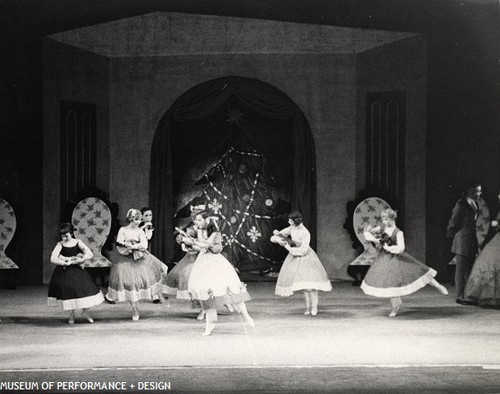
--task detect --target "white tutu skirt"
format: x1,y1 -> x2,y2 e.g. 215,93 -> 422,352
275,248 -> 332,296
107,248 -> 167,303
188,250 -> 250,309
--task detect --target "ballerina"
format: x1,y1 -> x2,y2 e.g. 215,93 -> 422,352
361,209 -> 448,316
48,223 -> 104,324
271,211 -> 332,316
187,212 -> 254,335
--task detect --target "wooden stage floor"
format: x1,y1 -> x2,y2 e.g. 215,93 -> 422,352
1,281 -> 499,392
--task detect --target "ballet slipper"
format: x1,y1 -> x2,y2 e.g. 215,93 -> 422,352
389,308 -> 399,317
202,323 -> 215,336
81,310 -> 94,324
245,316 -> 255,327
132,308 -> 140,321
438,285 -> 449,295
67,318 -> 75,324
389,301 -> 402,317
225,304 -> 234,313
304,310 -> 311,315
311,308 -> 318,316
197,310 -> 206,320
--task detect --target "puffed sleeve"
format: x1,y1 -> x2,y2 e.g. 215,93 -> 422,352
384,231 -> 405,254
363,231 -> 379,243
285,228 -> 310,256
137,229 -> 149,250
270,226 -> 292,243
116,228 -> 130,255
208,232 -> 223,254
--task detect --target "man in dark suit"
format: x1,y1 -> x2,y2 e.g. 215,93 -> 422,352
447,182 -> 482,304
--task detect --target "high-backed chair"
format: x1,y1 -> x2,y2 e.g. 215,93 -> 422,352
347,197 -> 391,285
0,198 -> 19,270
71,197 -> 112,268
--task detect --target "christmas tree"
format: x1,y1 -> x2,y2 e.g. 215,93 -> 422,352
177,142 -> 289,273
172,101 -> 293,273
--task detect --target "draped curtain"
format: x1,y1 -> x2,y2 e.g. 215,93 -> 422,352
149,76 -> 316,263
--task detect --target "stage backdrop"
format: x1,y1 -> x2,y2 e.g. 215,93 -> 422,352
150,76 -> 315,271
43,12 -> 426,283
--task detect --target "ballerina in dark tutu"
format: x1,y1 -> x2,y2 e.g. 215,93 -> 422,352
48,223 -> 104,324
361,209 -> 448,316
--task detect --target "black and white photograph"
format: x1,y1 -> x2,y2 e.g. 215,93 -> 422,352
0,0 -> 499,392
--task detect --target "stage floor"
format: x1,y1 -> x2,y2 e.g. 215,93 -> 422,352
1,281 -> 500,392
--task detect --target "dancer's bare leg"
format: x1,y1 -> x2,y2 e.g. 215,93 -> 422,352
131,301 -> 140,321
68,310 -> 76,324
389,297 -> 402,317
235,302 -> 255,327
428,279 -> 449,295
310,290 -> 319,316
303,290 -> 311,315
203,308 -> 217,336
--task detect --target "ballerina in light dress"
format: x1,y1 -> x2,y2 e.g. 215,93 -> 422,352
187,211 -> 254,335
271,211 -> 332,316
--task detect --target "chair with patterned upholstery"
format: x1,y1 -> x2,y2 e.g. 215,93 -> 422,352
0,198 -> 19,270
71,197 -> 112,270
347,197 -> 392,285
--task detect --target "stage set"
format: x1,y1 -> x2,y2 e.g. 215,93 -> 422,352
1,1 -> 499,392
1,282 -> 500,392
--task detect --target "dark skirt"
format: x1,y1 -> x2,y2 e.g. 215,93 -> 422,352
48,265 -> 104,310
464,233 -> 500,306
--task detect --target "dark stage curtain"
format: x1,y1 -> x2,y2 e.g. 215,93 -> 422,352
149,76 -> 316,264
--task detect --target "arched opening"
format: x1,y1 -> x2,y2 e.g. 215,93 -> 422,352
149,76 -> 316,272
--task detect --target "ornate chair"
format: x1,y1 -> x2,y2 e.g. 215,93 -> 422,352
71,197 -> 112,279
0,198 -> 19,270
347,197 -> 392,285
0,198 -> 19,289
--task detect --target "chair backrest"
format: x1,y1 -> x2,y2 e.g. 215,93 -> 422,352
71,197 -> 112,267
350,197 -> 391,265
0,198 -> 19,269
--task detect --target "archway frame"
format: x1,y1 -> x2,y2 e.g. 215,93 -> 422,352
149,76 -> 316,263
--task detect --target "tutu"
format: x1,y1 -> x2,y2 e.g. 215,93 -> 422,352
188,249 -> 250,309
464,233 -> 500,306
163,251 -> 197,299
361,228 -> 436,298
107,247 -> 167,303
48,244 -> 104,311
275,248 -> 332,296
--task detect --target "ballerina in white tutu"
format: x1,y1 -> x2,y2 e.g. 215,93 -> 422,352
187,212 -> 254,336
271,211 -> 332,316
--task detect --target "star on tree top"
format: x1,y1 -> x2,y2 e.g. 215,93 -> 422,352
226,107 -> 244,126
